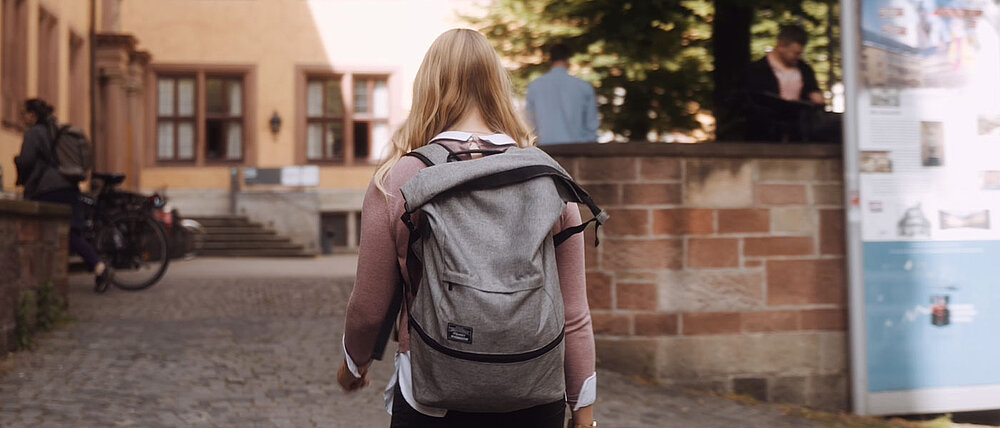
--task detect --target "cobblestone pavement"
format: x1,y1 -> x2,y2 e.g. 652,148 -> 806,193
0,256 -> 830,427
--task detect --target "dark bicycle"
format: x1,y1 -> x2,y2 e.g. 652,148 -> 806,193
80,173 -> 170,291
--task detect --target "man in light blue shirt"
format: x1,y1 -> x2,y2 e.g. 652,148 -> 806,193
526,44 -> 600,145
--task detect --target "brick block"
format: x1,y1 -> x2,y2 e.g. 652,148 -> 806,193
800,308 -> 846,331
741,311 -> 800,333
819,209 -> 845,255
659,270 -> 765,312
744,237 -> 815,257
812,184 -> 844,206
819,332 -> 848,373
684,159 -> 754,207
757,184 -> 807,205
616,283 -> 657,310
586,272 -> 613,310
766,259 -> 846,305
808,374 -> 849,411
583,226 -> 599,269
745,260 -> 763,268
687,238 -> 739,269
596,338 -> 658,378
603,238 -> 683,270
583,184 -> 620,206
652,209 -> 714,236
578,157 -> 637,182
657,332 -> 821,379
623,183 -> 682,205
634,313 -> 679,336
733,377 -> 768,402
19,248 -> 35,283
17,220 -> 41,243
552,157 -> 578,177
591,313 -> 631,335
718,209 -> 770,234
682,312 -> 741,335
617,271 -> 658,282
758,159 -> 838,182
770,376 -> 808,404
771,207 -> 814,234
640,158 -> 682,181
603,209 -> 649,237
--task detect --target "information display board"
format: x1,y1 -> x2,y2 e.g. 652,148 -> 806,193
845,0 -> 1000,415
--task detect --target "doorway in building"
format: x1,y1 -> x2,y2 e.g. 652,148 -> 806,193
320,211 -> 360,254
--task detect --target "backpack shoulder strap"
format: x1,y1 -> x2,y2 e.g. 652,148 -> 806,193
404,143 -> 451,167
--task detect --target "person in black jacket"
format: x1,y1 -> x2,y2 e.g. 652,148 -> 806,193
741,25 -> 839,142
15,98 -> 110,292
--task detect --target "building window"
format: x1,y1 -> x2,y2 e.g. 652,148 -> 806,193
156,76 -> 197,161
68,32 -> 86,126
1,0 -> 28,127
306,77 -> 344,161
352,76 -> 390,162
154,71 -> 246,163
36,7 -> 58,108
205,77 -> 243,160
304,74 -> 388,164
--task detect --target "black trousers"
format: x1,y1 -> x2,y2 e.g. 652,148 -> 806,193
32,188 -> 102,271
389,386 -> 566,428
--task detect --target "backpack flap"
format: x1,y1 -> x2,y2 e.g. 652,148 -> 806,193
400,146 -> 608,246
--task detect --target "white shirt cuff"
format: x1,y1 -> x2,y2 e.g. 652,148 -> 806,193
572,372 -> 597,411
342,334 -> 363,378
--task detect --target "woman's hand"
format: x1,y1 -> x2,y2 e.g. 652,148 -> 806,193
570,405 -> 595,427
337,359 -> 370,392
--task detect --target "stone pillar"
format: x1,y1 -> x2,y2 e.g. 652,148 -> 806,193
94,34 -> 149,190
125,52 -> 150,191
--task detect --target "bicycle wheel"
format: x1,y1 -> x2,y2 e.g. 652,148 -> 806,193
95,213 -> 170,290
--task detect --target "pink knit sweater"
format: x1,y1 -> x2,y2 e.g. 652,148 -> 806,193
342,138 -> 596,406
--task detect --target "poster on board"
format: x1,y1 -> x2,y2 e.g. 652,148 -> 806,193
853,0 -> 1000,415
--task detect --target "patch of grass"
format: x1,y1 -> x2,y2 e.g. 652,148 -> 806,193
14,280 -> 72,351
15,290 -> 38,350
781,406 -> 958,428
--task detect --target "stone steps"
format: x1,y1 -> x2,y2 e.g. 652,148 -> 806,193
189,216 -> 312,258
197,249 -> 312,258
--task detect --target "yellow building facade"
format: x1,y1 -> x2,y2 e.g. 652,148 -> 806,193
117,0 -> 478,252
3,0 -> 480,252
1,0 -> 93,193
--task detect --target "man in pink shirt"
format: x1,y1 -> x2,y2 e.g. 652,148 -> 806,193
742,25 -> 836,142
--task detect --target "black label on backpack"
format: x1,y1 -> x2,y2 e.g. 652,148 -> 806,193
446,323 -> 473,344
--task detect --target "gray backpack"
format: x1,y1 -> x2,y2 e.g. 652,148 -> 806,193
48,123 -> 92,182
398,142 -> 608,412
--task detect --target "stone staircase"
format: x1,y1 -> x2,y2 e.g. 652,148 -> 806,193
190,216 -> 313,257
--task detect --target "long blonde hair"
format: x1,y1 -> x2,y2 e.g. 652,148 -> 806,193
374,28 -> 534,194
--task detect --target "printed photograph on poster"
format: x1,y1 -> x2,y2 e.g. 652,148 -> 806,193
861,151 -> 893,173
939,209 -> 990,230
898,203 -> 931,237
862,1 -> 987,89
978,116 -> 1000,136
870,88 -> 900,107
921,121 -> 944,167
983,171 -> 1000,189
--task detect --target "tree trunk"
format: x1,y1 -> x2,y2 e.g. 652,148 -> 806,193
712,0 -> 754,140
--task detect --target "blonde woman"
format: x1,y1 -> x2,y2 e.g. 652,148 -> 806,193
338,29 -> 598,428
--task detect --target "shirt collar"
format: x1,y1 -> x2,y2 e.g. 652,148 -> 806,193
550,66 -> 569,75
429,131 -> 517,146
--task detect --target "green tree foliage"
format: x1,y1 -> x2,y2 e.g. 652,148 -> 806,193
467,0 -> 840,141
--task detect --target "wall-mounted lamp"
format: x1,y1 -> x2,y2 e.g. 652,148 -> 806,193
269,111 -> 282,135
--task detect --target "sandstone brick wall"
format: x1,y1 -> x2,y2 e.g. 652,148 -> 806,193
549,143 -> 848,411
0,200 -> 72,353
